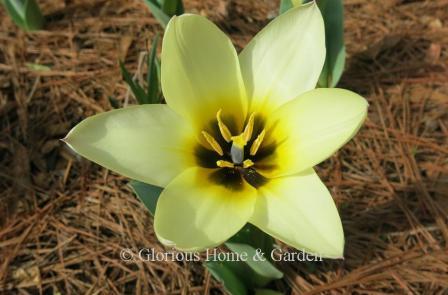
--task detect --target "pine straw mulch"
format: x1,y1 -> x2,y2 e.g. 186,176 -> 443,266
1,0 -> 447,294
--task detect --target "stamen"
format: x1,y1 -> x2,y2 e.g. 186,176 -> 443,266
217,160 -> 234,168
243,159 -> 254,168
201,131 -> 224,156
216,109 -> 232,142
250,129 -> 266,156
229,113 -> 255,164
242,112 -> 255,143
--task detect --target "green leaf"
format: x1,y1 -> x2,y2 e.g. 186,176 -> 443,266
161,0 -> 184,16
228,224 -> 275,262
279,0 -> 304,14
147,34 -> 161,104
23,0 -> 43,30
3,0 -> 44,31
205,261 -> 247,295
316,0 -> 345,88
142,0 -> 171,28
215,224 -> 282,289
3,0 -> 26,28
119,36 -> 162,105
212,257 -> 281,290
119,61 -> 149,104
225,243 -> 283,286
155,55 -> 161,84
128,180 -> 163,216
206,224 -> 283,292
174,0 -> 184,15
278,0 -> 291,14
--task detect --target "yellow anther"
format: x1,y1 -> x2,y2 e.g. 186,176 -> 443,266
216,109 -> 232,142
242,112 -> 255,143
201,131 -> 224,156
243,159 -> 254,168
217,160 -> 235,168
250,129 -> 266,156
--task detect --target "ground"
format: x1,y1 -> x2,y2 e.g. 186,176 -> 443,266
0,0 -> 447,294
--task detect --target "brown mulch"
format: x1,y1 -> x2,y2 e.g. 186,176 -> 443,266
1,0 -> 447,294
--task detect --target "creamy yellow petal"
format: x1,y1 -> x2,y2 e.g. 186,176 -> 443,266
250,169 -> 344,258
261,88 -> 368,177
154,167 -> 256,251
64,105 -> 195,187
239,2 -> 325,111
162,14 -> 247,130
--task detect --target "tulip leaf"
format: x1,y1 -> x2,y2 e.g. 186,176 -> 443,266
175,0 -> 184,15
279,0 -> 304,14
120,35 -> 161,105
24,0 -> 44,30
206,225 -> 283,293
155,56 -> 161,88
209,224 -> 283,290
205,261 -> 247,295
316,0 -> 345,88
207,256 -> 281,292
142,0 -> 171,28
3,0 -> 44,31
128,180 -> 163,216
225,242 -> 283,286
161,0 -> 184,16
228,224 -> 275,262
147,34 -> 161,104
119,61 -> 149,104
3,0 -> 26,28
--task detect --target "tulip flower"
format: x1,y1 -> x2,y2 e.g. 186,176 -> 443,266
64,2 -> 367,258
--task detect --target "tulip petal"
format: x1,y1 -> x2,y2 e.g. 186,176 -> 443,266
154,167 -> 257,251
239,2 -> 325,111
250,169 -> 344,258
162,14 -> 247,131
260,88 -> 368,178
64,105 -> 195,187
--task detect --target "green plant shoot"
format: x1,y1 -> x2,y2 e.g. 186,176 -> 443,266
3,0 -> 44,31
142,0 -> 184,28
119,35 -> 161,104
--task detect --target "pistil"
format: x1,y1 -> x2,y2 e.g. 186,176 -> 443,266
202,110 -> 266,169
230,137 -> 245,164
229,112 -> 255,164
